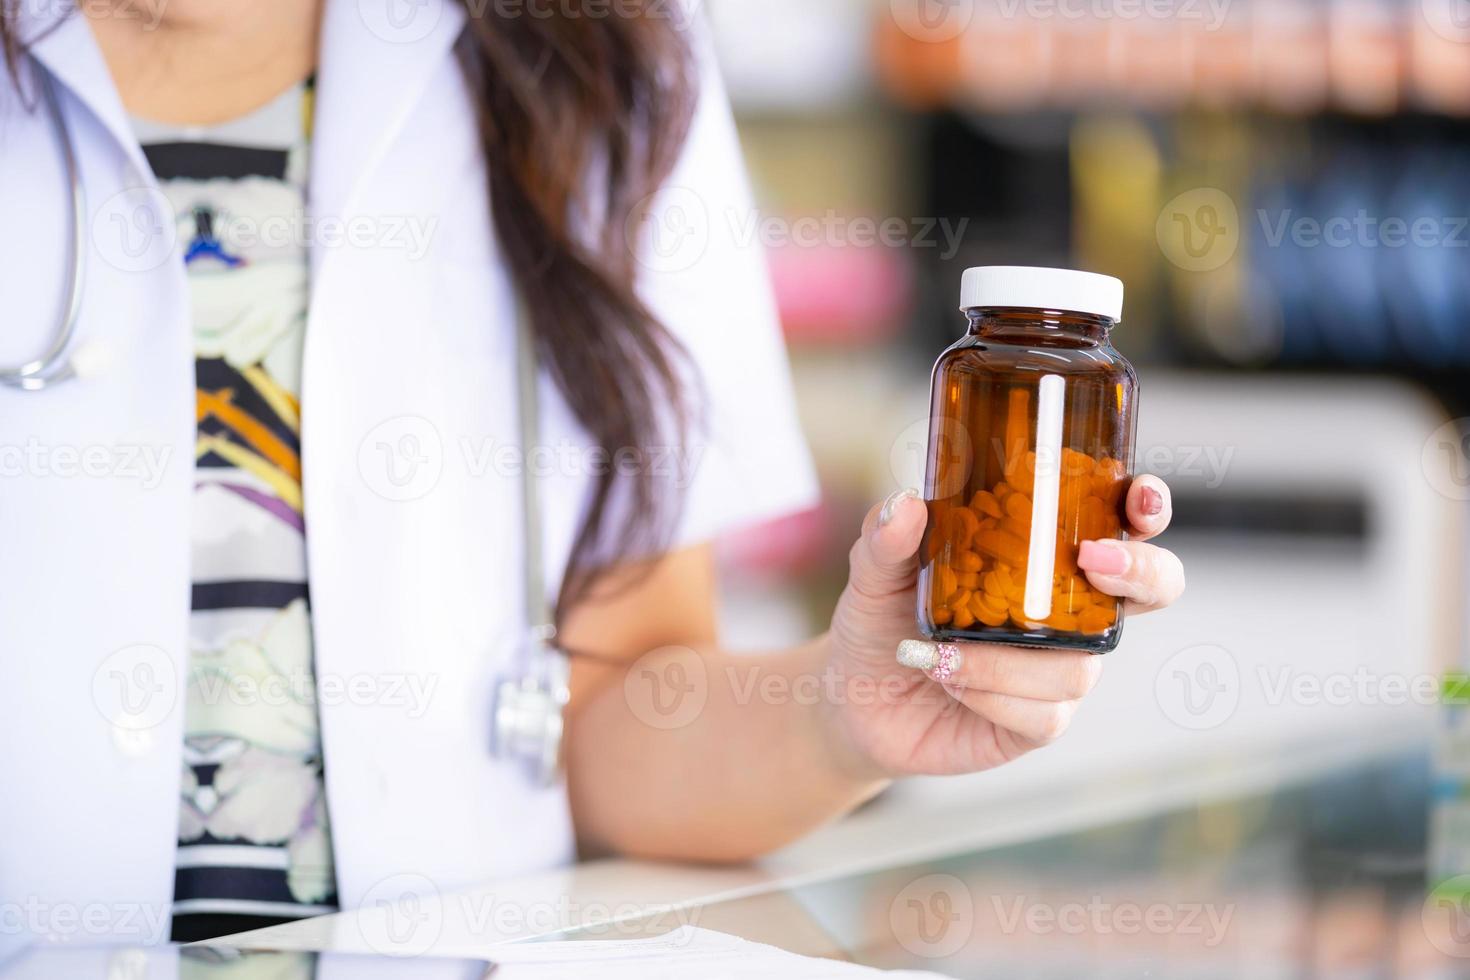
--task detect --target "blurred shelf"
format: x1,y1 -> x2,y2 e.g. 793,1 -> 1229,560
875,0 -> 1470,118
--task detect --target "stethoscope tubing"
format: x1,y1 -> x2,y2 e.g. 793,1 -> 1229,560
1,58 -> 86,391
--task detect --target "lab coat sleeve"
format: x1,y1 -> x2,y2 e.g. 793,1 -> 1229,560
631,14 -> 822,549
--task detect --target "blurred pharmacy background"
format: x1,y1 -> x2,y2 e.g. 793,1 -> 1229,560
697,0 -> 1470,975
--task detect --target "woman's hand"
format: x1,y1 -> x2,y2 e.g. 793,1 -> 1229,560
823,477 -> 1185,780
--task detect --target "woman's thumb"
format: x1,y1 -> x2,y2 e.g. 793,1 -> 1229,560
848,489 -> 926,600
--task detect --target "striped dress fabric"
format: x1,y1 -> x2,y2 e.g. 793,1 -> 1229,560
132,82 -> 340,942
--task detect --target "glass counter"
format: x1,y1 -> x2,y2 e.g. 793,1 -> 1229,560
556,751 -> 1464,978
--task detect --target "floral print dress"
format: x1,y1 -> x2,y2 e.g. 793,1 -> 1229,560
133,82 -> 338,942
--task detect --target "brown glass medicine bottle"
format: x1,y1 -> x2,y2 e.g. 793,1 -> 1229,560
917,267 -> 1138,654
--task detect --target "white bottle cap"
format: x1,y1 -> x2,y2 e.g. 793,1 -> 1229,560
960,266 -> 1125,323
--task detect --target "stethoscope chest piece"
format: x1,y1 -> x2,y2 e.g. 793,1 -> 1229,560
493,633 -> 571,787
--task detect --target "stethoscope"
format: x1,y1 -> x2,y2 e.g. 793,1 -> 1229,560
1,62 -> 86,391
5,57 -> 574,785
492,300 -> 574,787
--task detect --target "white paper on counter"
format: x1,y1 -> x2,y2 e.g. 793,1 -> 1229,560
482,926 -> 955,979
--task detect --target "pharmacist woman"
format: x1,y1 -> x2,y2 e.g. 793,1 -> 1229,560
0,0 -> 1184,944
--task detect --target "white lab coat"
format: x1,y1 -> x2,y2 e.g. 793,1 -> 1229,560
0,0 -> 817,943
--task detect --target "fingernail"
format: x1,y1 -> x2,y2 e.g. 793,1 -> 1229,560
1078,540 -> 1131,576
879,488 -> 921,528
1141,486 -> 1164,517
897,639 -> 938,671
896,640 -> 963,682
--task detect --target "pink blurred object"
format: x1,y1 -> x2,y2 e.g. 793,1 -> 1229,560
767,234 -> 912,346
718,501 -> 833,578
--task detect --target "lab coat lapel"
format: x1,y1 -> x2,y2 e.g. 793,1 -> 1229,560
304,0 -> 581,910
21,5 -> 154,183
310,0 -> 468,278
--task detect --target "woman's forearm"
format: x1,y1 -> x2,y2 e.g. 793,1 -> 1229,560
565,479 -> 1185,863
566,635 -> 891,863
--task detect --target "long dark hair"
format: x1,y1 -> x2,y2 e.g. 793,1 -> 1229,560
1,1 -> 698,622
